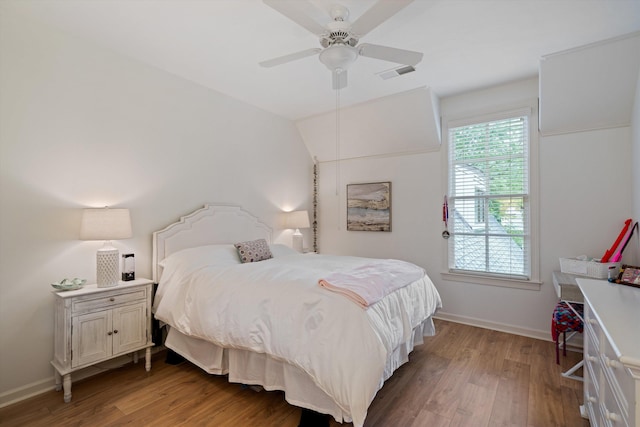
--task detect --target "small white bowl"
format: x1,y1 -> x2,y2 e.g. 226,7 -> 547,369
51,278 -> 86,291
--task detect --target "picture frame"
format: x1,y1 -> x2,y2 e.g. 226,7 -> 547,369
346,182 -> 391,232
615,264 -> 640,288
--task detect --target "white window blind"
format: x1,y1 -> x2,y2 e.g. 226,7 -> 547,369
448,114 -> 530,279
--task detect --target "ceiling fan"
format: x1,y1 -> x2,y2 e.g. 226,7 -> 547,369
259,0 -> 423,89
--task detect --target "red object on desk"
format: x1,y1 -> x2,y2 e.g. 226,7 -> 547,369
611,221 -> 638,263
601,219 -> 632,263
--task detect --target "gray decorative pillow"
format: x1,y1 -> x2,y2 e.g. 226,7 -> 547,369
234,239 -> 273,263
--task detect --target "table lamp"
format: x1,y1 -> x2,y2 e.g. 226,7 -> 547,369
283,210 -> 310,252
80,207 -> 132,287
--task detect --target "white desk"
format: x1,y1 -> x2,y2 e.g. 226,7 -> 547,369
578,278 -> 640,427
552,271 -> 585,303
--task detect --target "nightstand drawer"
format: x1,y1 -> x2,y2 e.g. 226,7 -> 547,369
72,288 -> 147,313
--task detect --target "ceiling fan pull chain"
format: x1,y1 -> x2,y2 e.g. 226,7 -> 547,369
335,85 -> 340,197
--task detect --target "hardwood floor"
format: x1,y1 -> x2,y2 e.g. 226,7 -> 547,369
0,319 -> 588,427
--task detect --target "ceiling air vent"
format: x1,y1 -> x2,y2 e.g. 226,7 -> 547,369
377,65 -> 416,80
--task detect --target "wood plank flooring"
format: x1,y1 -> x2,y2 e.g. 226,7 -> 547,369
0,320 -> 588,427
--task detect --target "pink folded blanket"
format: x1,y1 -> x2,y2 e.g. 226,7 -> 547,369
318,259 -> 425,308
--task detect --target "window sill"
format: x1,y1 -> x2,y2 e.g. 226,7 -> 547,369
440,271 -> 542,291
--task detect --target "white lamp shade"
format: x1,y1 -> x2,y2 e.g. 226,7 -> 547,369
282,210 -> 310,230
80,208 -> 132,241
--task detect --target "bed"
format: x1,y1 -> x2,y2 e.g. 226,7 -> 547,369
152,204 -> 442,427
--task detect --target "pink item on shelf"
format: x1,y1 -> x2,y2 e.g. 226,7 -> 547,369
610,221 -> 638,263
601,219 -> 632,263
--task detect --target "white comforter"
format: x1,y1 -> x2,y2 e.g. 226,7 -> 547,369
154,253 -> 441,427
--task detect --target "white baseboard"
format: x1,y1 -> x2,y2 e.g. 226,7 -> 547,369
0,378 -> 55,409
434,311 -> 552,342
0,347 -> 165,409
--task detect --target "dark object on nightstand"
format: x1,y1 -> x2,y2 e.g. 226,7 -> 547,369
121,253 -> 135,281
298,409 -> 329,427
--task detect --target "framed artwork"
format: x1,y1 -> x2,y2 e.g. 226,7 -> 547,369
347,182 -> 391,231
615,264 -> 640,288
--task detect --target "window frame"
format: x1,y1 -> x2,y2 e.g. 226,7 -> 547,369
441,105 -> 541,290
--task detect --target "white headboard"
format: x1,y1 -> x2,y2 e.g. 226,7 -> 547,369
152,204 -> 273,282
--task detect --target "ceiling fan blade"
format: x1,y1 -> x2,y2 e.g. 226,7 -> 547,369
263,0 -> 327,35
350,0 -> 414,37
259,48 -> 322,67
332,69 -> 348,90
358,43 -> 423,66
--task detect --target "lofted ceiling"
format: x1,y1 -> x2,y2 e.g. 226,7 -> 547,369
2,0 -> 640,121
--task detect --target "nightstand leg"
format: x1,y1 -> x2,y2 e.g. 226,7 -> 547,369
145,347 -> 151,372
133,351 -> 139,364
62,374 -> 72,403
54,370 -> 62,391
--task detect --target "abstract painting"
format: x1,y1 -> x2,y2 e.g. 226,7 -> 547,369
347,182 -> 391,231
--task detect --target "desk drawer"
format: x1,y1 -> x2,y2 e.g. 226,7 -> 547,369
584,354 -> 601,420
585,336 -> 601,398
584,305 -> 601,350
602,370 -> 630,427
72,289 -> 147,314
602,338 -> 632,420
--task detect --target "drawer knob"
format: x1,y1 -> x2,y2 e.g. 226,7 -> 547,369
587,355 -> 597,363
113,329 -> 118,334
605,357 -> 622,369
588,396 -> 597,403
587,318 -> 597,325
107,331 -> 112,336
605,410 -> 621,422
109,297 -> 115,302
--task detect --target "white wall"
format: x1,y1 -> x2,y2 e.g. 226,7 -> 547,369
0,12 -> 313,403
317,77 -> 633,338
631,67 -> 640,264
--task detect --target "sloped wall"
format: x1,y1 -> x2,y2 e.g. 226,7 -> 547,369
539,32 -> 640,136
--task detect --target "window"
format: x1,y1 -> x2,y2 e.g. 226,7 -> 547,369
446,110 -> 536,285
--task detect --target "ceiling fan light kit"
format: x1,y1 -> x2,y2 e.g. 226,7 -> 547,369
319,44 -> 358,72
261,0 -> 422,89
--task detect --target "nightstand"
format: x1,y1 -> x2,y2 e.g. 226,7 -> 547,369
51,278 -> 154,402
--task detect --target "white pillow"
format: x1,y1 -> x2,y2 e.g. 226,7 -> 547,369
269,244 -> 300,257
155,245 -> 241,310
159,244 -> 241,273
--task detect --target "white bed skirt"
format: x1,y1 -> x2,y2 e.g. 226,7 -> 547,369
164,317 -> 436,424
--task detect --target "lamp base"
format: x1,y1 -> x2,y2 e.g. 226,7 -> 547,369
292,232 -> 303,253
97,247 -> 119,287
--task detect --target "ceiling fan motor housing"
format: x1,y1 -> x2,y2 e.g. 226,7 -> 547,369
321,31 -> 358,48
321,18 -> 358,48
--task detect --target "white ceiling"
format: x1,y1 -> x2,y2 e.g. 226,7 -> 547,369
3,0 -> 640,121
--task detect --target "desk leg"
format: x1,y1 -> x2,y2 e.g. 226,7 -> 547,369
561,359 -> 584,382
